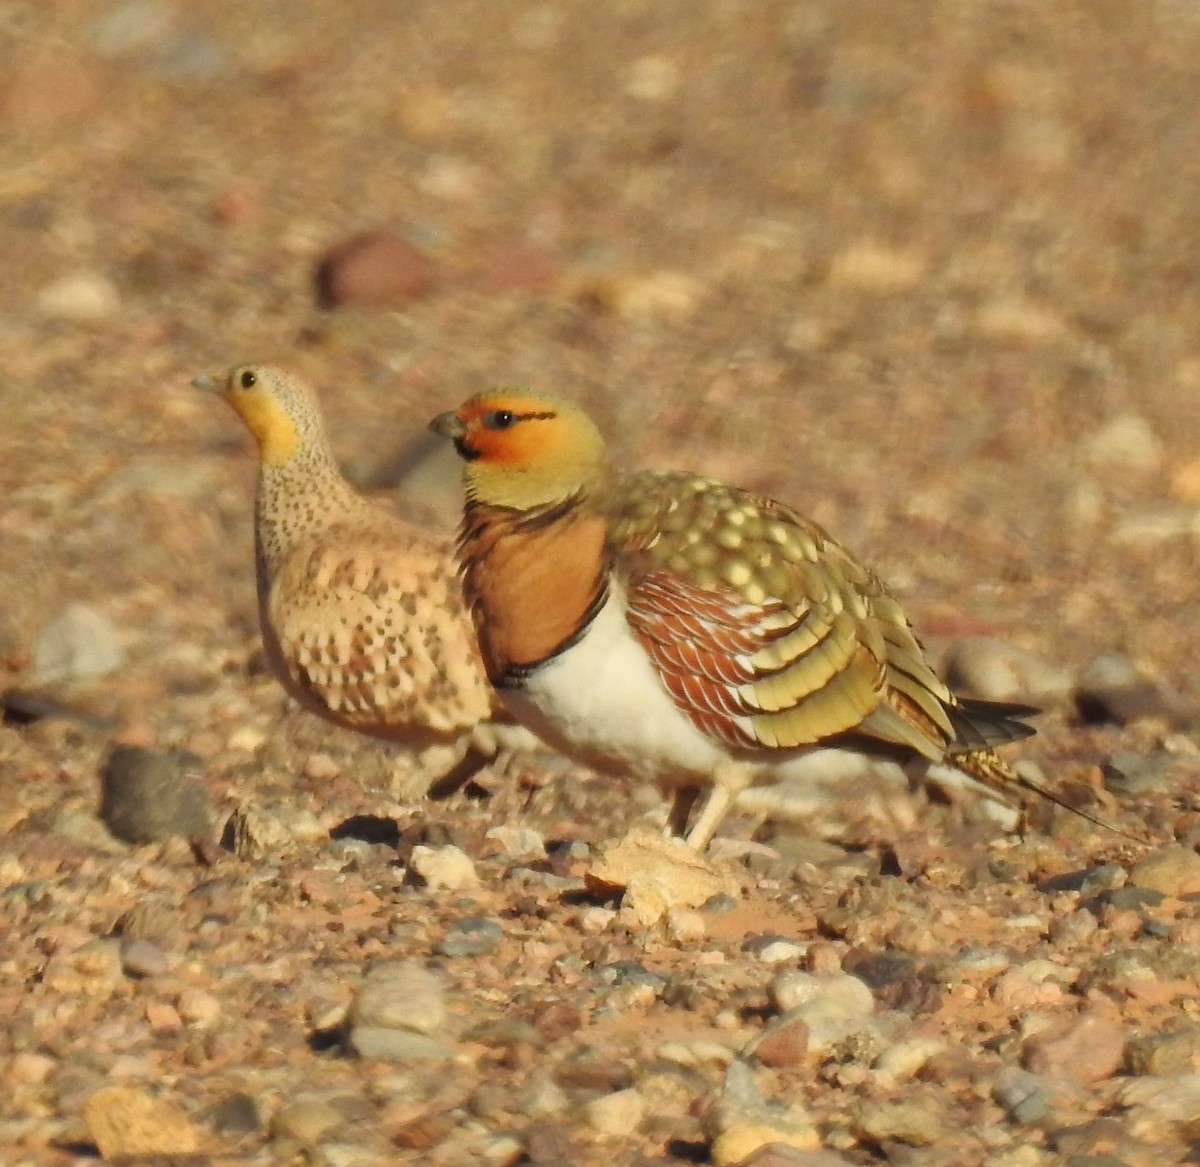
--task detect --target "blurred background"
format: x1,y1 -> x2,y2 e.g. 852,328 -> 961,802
3,0 -> 1200,775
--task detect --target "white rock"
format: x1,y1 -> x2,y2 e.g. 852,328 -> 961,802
37,271 -> 121,320
771,971 -> 875,1016
32,603 -> 125,683
349,961 -> 447,1035
409,844 -> 478,891
585,1088 -> 645,1136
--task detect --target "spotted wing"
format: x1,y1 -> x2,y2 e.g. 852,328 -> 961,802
613,470 -> 964,758
266,521 -> 493,739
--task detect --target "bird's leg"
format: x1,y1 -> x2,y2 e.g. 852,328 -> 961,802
427,743 -> 492,800
666,786 -> 700,837
684,765 -> 753,851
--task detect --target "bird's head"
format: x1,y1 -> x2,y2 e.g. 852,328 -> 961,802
194,364 -> 318,466
430,392 -> 608,510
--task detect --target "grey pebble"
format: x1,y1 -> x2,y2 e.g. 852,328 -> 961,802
119,937 -> 168,979
597,961 -> 666,992
99,745 -> 208,843
1075,654 -> 1191,727
435,915 -> 504,958
992,1067 -> 1051,1123
1103,751 -> 1170,795
209,1092 -> 261,1134
1038,863 -> 1126,895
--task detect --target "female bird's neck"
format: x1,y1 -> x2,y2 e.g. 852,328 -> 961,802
254,442 -> 364,576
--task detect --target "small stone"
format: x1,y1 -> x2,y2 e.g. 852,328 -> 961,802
1022,1011 -> 1125,1085
32,603 -> 124,683
665,908 -> 706,943
349,961 -> 447,1035
1102,752 -> 1169,795
873,1036 -> 948,1083
485,824 -> 546,858
100,745 -> 209,843
348,1028 -> 457,1061
435,915 -> 503,957
584,1088 -> 646,1137
711,1123 -> 821,1166
749,937 -> 808,964
1129,846 -> 1200,897
587,827 -> 739,926
770,971 -> 875,1017
177,987 -> 221,1027
303,752 -> 341,781
520,1074 -> 569,1118
1074,655 -> 1188,727
11,1052 -> 56,1085
409,844 -> 479,891
942,638 -> 1073,707
270,1100 -> 345,1146
223,803 -> 326,858
854,1099 -> 949,1146
1083,414 -> 1163,475
992,1067 -> 1051,1123
209,1092 -> 261,1134
748,1017 -> 810,1067
314,230 -> 438,309
82,1086 -> 201,1158
119,937 -> 168,979
36,271 -> 120,321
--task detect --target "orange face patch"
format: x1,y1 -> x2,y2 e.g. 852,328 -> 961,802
451,393 -> 563,466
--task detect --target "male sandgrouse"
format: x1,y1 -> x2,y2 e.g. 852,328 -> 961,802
430,391 -> 1060,852
198,363 -> 520,792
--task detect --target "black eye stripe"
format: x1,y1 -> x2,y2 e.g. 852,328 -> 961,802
481,408 -> 556,430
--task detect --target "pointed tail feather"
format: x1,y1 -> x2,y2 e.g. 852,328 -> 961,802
946,697 -> 1039,753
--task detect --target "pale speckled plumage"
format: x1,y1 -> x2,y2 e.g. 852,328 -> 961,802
204,364 -> 508,781
430,392 -> 1080,853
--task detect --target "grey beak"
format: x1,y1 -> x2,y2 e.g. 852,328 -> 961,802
191,373 -> 218,391
429,410 -> 466,439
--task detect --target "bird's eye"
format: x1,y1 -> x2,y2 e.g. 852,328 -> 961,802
483,409 -> 516,430
239,370 -> 257,389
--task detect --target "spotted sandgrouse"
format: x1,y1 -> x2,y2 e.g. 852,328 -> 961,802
429,391 -> 1061,852
198,364 -> 522,792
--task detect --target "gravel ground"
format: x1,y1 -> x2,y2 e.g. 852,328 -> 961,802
4,3 -> 1200,1165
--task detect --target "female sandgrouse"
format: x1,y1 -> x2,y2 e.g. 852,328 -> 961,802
430,391 -> 1048,851
199,364 -> 520,790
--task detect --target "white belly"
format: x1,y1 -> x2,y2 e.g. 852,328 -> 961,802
505,586 -> 877,794
503,587 -> 733,788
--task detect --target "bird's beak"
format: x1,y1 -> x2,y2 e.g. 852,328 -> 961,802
429,410 -> 466,440
191,373 -> 219,392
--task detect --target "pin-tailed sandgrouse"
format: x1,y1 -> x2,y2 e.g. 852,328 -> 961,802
198,364 -> 525,793
428,391 -> 1073,852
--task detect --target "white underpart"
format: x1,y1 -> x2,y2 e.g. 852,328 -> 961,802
506,583 -> 866,793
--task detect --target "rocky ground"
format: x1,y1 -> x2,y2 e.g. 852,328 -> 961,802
4,2 -> 1200,1164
